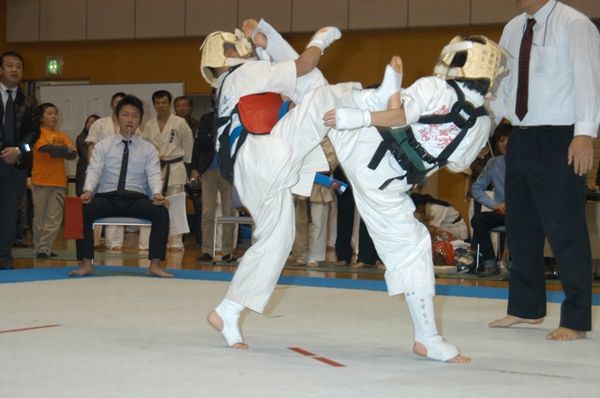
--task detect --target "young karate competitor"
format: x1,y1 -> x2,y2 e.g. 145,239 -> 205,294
201,19 -> 504,363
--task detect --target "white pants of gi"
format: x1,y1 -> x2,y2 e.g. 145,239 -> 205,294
226,83 -> 435,313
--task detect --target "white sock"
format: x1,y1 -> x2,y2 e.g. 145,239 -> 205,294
378,64 -> 403,107
405,291 -> 438,343
306,27 -> 342,54
256,19 -> 300,62
405,291 -> 459,361
352,64 -> 403,112
214,298 -> 245,346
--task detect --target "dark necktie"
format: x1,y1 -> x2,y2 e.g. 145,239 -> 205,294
515,18 -> 536,121
117,139 -> 130,192
4,89 -> 16,147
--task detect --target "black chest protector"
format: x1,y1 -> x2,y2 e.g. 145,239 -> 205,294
368,80 -> 487,189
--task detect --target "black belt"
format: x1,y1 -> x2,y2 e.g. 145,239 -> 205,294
514,125 -> 573,130
451,214 -> 463,224
96,190 -> 147,199
160,156 -> 184,195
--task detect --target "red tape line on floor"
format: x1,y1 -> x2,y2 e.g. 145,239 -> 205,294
288,347 -> 345,367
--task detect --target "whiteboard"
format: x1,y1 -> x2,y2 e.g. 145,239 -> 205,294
39,82 -> 184,176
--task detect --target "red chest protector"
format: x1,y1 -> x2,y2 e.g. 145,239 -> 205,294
237,92 -> 283,134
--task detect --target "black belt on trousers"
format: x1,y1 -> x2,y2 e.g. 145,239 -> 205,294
160,156 -> 184,196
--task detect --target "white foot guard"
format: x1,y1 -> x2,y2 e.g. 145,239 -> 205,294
416,336 -> 460,362
352,64 -> 403,112
307,27 -> 342,54
207,299 -> 248,349
255,19 -> 299,62
405,291 -> 467,363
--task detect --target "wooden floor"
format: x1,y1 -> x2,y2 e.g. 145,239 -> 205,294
9,228 -> 600,293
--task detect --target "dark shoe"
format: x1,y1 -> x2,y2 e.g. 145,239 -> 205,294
50,252 -> 58,257
456,263 -> 474,274
454,248 -> 481,274
36,252 -> 50,259
222,254 -> 237,263
12,241 -> 27,248
198,253 -> 213,261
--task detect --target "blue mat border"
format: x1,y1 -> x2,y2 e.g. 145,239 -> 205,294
1,265 -> 599,305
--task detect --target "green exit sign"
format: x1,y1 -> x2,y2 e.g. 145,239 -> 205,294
45,56 -> 63,76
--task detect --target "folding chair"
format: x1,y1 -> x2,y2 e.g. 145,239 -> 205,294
212,189 -> 254,257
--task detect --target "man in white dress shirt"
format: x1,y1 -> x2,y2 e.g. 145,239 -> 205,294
85,92 -> 127,250
71,95 -> 172,278
140,90 -> 194,251
488,0 -> 600,341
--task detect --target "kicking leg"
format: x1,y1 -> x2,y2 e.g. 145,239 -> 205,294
406,291 -> 470,363
352,56 -> 403,112
244,18 -> 329,103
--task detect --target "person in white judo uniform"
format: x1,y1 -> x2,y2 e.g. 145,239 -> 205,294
201,19 -> 504,363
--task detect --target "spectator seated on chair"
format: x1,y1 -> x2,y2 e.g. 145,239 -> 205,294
70,95 -> 172,278
469,124 -> 510,277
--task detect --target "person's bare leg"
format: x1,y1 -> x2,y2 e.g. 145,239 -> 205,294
207,298 -> 249,349
546,327 -> 586,341
488,315 -> 543,328
148,258 -> 173,278
70,258 -> 94,277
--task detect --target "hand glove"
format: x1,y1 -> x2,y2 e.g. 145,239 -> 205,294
334,108 -> 372,130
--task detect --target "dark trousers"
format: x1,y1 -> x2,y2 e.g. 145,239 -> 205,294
76,193 -> 169,261
191,194 -> 203,245
0,161 -> 27,268
334,168 -> 378,264
506,126 -> 591,331
470,211 -> 505,261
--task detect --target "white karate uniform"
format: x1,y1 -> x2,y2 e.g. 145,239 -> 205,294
220,62 -> 489,312
139,113 -> 194,249
426,203 -> 469,241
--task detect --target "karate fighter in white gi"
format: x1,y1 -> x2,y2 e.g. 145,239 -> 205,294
140,90 -> 194,250
201,19 -> 504,363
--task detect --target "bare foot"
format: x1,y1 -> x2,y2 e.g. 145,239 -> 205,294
390,55 -> 403,74
413,342 -> 471,364
148,266 -> 173,278
70,261 -> 94,277
241,19 -> 258,38
488,315 -> 543,328
241,19 -> 267,48
207,310 -> 249,349
546,327 -> 586,341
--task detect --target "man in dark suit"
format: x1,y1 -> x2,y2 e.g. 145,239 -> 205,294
0,51 -> 39,270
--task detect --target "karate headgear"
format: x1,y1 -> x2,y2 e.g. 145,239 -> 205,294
199,30 -> 253,87
433,35 -> 505,90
